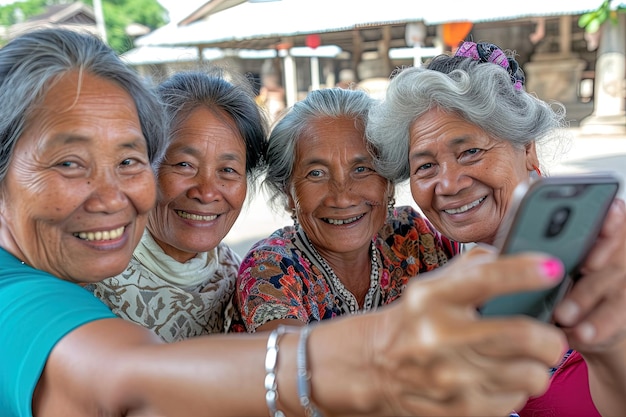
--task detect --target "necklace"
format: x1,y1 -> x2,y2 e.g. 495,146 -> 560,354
302,232 -> 381,314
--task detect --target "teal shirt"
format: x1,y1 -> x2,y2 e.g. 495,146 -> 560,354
0,248 -> 115,417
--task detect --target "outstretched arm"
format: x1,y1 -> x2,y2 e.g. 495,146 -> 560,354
35,248 -> 566,417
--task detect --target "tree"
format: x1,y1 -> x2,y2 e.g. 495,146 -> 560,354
0,0 -> 167,54
578,0 -> 625,33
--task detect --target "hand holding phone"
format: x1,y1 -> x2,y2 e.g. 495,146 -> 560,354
480,173 -> 621,322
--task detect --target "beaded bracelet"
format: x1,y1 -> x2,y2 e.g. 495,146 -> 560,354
297,325 -> 324,417
265,326 -> 296,417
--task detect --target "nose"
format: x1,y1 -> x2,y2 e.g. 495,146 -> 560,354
434,163 -> 472,195
324,176 -> 358,208
83,171 -> 129,213
186,171 -> 222,203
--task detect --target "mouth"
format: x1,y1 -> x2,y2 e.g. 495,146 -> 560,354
443,197 -> 486,215
322,214 -> 364,225
74,226 -> 125,241
176,210 -> 218,221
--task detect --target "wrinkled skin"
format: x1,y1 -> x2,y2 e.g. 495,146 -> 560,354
310,247 -> 568,417
407,107 -> 626,416
147,107 -> 247,263
0,71 -> 155,283
407,107 -> 538,245
287,115 -> 392,301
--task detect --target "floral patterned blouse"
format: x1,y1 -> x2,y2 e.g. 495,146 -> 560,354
231,206 -> 459,332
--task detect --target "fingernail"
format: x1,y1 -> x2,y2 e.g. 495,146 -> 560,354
541,258 -> 564,280
578,322 -> 595,343
555,300 -> 580,325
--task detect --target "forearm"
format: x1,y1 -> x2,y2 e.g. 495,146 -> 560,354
123,334 -> 287,416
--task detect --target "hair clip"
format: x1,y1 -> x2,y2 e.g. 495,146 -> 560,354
455,41 -> 525,91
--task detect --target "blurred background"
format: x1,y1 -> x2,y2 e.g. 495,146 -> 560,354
0,0 -> 623,256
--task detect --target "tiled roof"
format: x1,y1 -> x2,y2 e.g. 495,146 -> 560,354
136,0 -> 600,48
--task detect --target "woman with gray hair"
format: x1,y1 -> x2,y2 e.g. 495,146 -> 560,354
232,87 -> 459,333
366,41 -> 626,417
0,29 -> 573,417
88,69 -> 267,339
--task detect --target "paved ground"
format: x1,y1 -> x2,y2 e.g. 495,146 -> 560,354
224,127 -> 626,258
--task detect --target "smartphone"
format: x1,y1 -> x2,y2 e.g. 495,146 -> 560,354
480,173 -> 621,322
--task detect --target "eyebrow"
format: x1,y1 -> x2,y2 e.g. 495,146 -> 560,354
171,144 -> 245,162
410,136 -> 473,160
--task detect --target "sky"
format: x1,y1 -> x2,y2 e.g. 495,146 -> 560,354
157,0 -> 206,23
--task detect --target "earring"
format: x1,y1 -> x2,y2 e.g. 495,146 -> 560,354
387,197 -> 397,218
291,208 -> 299,229
532,164 -> 542,177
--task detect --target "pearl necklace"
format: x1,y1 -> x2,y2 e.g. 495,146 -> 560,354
303,234 -> 381,314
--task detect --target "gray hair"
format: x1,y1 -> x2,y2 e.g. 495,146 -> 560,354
0,28 -> 167,184
366,56 -> 569,182
264,87 -> 376,211
156,69 -> 268,186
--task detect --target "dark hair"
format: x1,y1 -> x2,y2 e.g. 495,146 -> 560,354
0,28 -> 167,184
156,69 -> 268,184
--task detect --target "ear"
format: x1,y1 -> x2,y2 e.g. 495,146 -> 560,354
524,141 -> 540,172
285,184 -> 296,212
386,181 -> 395,200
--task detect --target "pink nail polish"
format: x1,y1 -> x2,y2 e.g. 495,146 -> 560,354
541,259 -> 564,280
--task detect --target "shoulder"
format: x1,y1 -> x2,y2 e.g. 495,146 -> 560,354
378,206 -> 460,256
241,226 -> 299,261
215,242 -> 243,267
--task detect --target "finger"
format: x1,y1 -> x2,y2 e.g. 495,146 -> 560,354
556,265 -> 622,327
582,198 -> 626,271
408,250 -> 565,308
469,318 -> 566,366
566,290 -> 626,347
390,319 -> 565,388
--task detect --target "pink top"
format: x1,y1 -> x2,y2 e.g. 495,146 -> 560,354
519,350 -> 600,417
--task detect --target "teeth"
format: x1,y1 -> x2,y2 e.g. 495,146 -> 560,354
444,197 -> 486,215
74,226 -> 125,241
177,210 -> 217,221
325,215 -> 362,225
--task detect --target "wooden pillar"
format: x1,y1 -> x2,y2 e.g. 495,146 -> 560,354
351,29 -> 362,80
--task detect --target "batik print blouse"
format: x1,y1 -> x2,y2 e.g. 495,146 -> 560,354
231,205 -> 459,332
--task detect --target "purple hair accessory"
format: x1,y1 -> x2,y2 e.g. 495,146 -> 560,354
454,41 -> 524,91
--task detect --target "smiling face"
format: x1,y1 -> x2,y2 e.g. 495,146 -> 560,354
147,107 -> 247,263
0,71 -> 156,283
408,107 -> 538,244
289,116 -> 391,258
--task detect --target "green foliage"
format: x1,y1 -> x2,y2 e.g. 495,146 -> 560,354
578,0 -> 626,33
0,0 -> 167,54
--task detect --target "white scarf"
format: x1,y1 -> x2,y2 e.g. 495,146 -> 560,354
132,229 -> 218,288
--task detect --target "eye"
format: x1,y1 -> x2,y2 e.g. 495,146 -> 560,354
307,169 -> 323,178
355,166 -> 371,174
222,166 -> 243,176
460,148 -> 483,159
417,162 -> 433,171
176,161 -> 191,168
58,160 -> 79,169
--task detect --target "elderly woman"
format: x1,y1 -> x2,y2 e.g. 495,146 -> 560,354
366,41 -> 626,417
88,70 -> 267,340
232,88 -> 459,333
0,28 -> 576,417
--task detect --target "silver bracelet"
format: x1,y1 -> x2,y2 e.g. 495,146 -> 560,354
297,325 -> 324,417
265,326 -> 295,417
